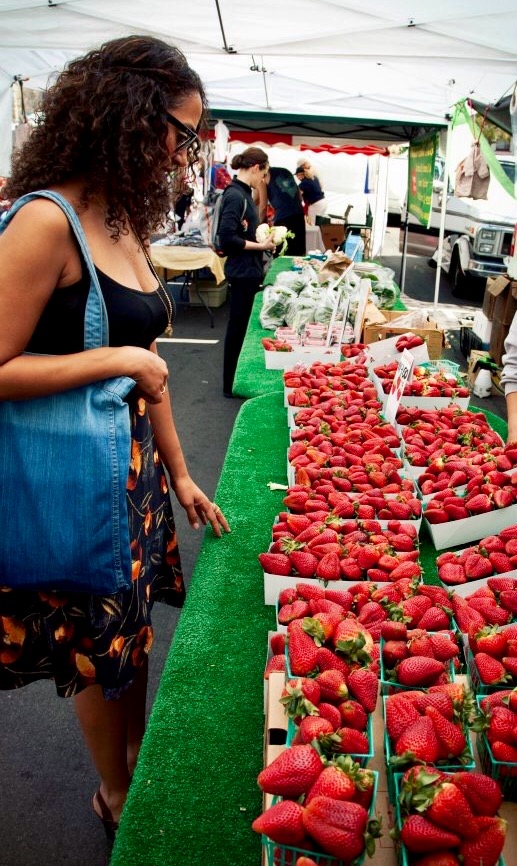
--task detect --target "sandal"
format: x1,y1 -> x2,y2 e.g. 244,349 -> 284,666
93,788 -> 119,841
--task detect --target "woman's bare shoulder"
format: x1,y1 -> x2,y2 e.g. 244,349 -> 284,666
2,196 -> 73,241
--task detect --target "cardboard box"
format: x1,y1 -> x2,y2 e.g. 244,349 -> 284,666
362,310 -> 444,360
188,279 -> 227,307
486,275 -> 517,326
424,503 -> 517,550
264,344 -> 340,370
262,667 -> 287,811
472,310 -> 492,344
319,223 -> 346,252
482,280 -> 498,320
489,316 -> 509,367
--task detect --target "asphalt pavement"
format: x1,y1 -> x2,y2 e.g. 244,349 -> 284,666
0,229 -> 507,866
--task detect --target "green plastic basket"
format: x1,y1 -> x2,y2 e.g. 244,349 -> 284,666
379,638 -> 455,696
286,712 -> 374,768
383,695 -> 476,803
419,359 -> 461,377
465,645 -> 515,695
392,772 -> 506,866
262,771 -> 379,866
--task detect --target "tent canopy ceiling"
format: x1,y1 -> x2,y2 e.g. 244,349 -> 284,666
0,0 -> 516,171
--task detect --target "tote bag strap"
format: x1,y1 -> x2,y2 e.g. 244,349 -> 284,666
1,190 -> 108,350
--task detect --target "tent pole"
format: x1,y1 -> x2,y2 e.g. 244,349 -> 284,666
432,118 -> 453,320
399,210 -> 409,296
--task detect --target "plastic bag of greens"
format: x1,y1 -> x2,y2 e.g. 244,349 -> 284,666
313,288 -> 340,324
285,296 -> 319,332
259,284 -> 296,330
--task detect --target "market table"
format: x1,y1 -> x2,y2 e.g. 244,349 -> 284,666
110,391 -> 509,866
150,243 -> 226,285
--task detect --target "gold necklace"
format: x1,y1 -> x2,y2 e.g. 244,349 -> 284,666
127,216 -> 174,337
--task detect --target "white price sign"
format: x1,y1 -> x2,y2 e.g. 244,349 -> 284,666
383,349 -> 415,425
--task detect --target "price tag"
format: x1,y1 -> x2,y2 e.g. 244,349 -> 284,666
383,349 -> 415,425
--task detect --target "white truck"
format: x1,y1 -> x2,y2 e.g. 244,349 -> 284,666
402,152 -> 517,296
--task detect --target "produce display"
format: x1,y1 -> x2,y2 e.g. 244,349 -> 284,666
252,347 -> 515,866
373,362 -> 470,398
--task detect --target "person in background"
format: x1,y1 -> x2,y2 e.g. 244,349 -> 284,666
174,186 -> 194,230
0,34 -> 229,842
295,160 -> 327,220
266,166 -> 306,256
217,146 -> 276,397
501,312 -> 517,442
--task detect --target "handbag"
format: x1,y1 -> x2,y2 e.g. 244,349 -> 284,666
0,190 -> 136,594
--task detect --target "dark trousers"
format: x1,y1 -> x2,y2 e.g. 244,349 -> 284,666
223,277 -> 261,394
275,213 -> 306,256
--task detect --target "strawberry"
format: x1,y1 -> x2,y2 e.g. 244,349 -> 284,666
380,621 -> 408,641
475,626 -> 508,659
289,550 -> 319,578
410,691 -> 454,719
302,613 -> 340,646
500,589 -> 517,614
270,633 -> 286,655
257,744 -> 323,798
280,677 -> 321,718
418,606 -> 451,631
428,633 -> 459,662
305,761 -> 357,805
264,654 -> 286,679
288,622 -> 319,676
337,699 -> 368,731
315,646 -> 350,676
258,552 -> 292,575
423,781 -> 478,839
490,740 -> 517,763
346,667 -> 378,713
474,652 -> 511,685
385,694 -> 420,741
451,771 -> 503,817
425,705 -> 467,759
315,669 -> 349,704
502,655 -> 517,677
318,702 -> 342,730
410,853 -> 460,866
394,717 -> 440,764
324,588 -> 354,609
400,814 -> 461,853
278,600 -> 311,624
396,657 -> 446,687
459,816 -> 507,866
383,639 -> 409,668
439,562 -> 466,585
298,716 -> 335,743
251,799 -> 307,846
316,553 -> 341,581
329,726 -> 370,755
302,796 -> 376,861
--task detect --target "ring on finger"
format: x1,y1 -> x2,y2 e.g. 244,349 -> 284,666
160,384 -> 166,394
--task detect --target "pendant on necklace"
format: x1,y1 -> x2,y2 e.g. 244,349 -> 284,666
164,325 -> 173,337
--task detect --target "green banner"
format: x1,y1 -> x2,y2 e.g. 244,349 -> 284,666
407,133 -> 438,228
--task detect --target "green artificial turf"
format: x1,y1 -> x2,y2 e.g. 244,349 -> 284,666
110,386 -> 507,865
110,391 -> 289,866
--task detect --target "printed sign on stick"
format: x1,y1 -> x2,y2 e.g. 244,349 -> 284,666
383,349 -> 415,425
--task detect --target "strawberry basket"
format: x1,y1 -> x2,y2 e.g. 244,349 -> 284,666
392,772 -> 506,866
382,696 -> 476,804
261,771 -> 379,866
285,714 -> 374,768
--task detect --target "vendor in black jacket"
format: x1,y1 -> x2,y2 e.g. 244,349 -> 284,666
218,147 -> 276,397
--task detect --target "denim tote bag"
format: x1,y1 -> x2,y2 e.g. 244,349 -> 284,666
0,191 -> 135,594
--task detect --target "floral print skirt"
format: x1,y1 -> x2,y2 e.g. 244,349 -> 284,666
0,400 -> 184,700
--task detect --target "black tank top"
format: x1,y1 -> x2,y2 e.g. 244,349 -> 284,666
27,267 -> 172,354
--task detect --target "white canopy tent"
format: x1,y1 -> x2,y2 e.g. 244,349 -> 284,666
1,0 -> 517,176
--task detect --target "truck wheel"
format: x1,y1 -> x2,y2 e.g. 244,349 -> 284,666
449,249 -> 470,297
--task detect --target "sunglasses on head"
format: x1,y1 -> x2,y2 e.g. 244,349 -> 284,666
165,112 -> 199,153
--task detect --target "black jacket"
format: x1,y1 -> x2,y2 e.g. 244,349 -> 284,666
218,180 -> 263,282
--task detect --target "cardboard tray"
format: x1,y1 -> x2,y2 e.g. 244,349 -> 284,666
264,344 -> 341,370
424,503 -> 517,551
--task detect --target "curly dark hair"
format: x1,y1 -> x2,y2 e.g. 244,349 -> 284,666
5,35 -> 207,240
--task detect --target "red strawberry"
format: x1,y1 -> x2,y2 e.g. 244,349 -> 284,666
315,669 -> 349,704
425,705 -> 467,759
385,694 -> 420,741
278,600 -> 311,624
304,762 -> 356,805
380,621 -> 408,641
400,815 -> 461,853
259,552 -> 292,575
257,744 -> 323,797
439,562 -> 466,585
394,716 -> 440,763
451,771 -> 503,817
383,639 -> 409,668
347,668 -> 378,713
337,699 -> 368,731
264,654 -> 286,679
418,606 -> 451,631
251,799 -> 307,846
289,550 -> 319,578
318,702 -> 342,730
459,816 -> 507,866
330,726 -> 370,755
427,633 -> 458,663
502,655 -> 517,677
500,589 -> 517,614
295,582 -> 326,601
491,740 -> 517,762
288,622 -> 319,676
280,677 -> 321,720
298,716 -> 335,743
302,796 -> 374,861
316,553 -> 341,581
475,626 -> 508,659
396,657 -> 446,687
270,633 -> 286,655
424,781 -> 478,839
464,553 -> 493,580
410,853 -> 460,866
475,652 -> 511,685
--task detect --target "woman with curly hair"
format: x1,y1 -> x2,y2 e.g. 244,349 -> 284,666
0,35 -> 229,839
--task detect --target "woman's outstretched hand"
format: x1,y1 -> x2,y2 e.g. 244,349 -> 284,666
172,476 -> 230,537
